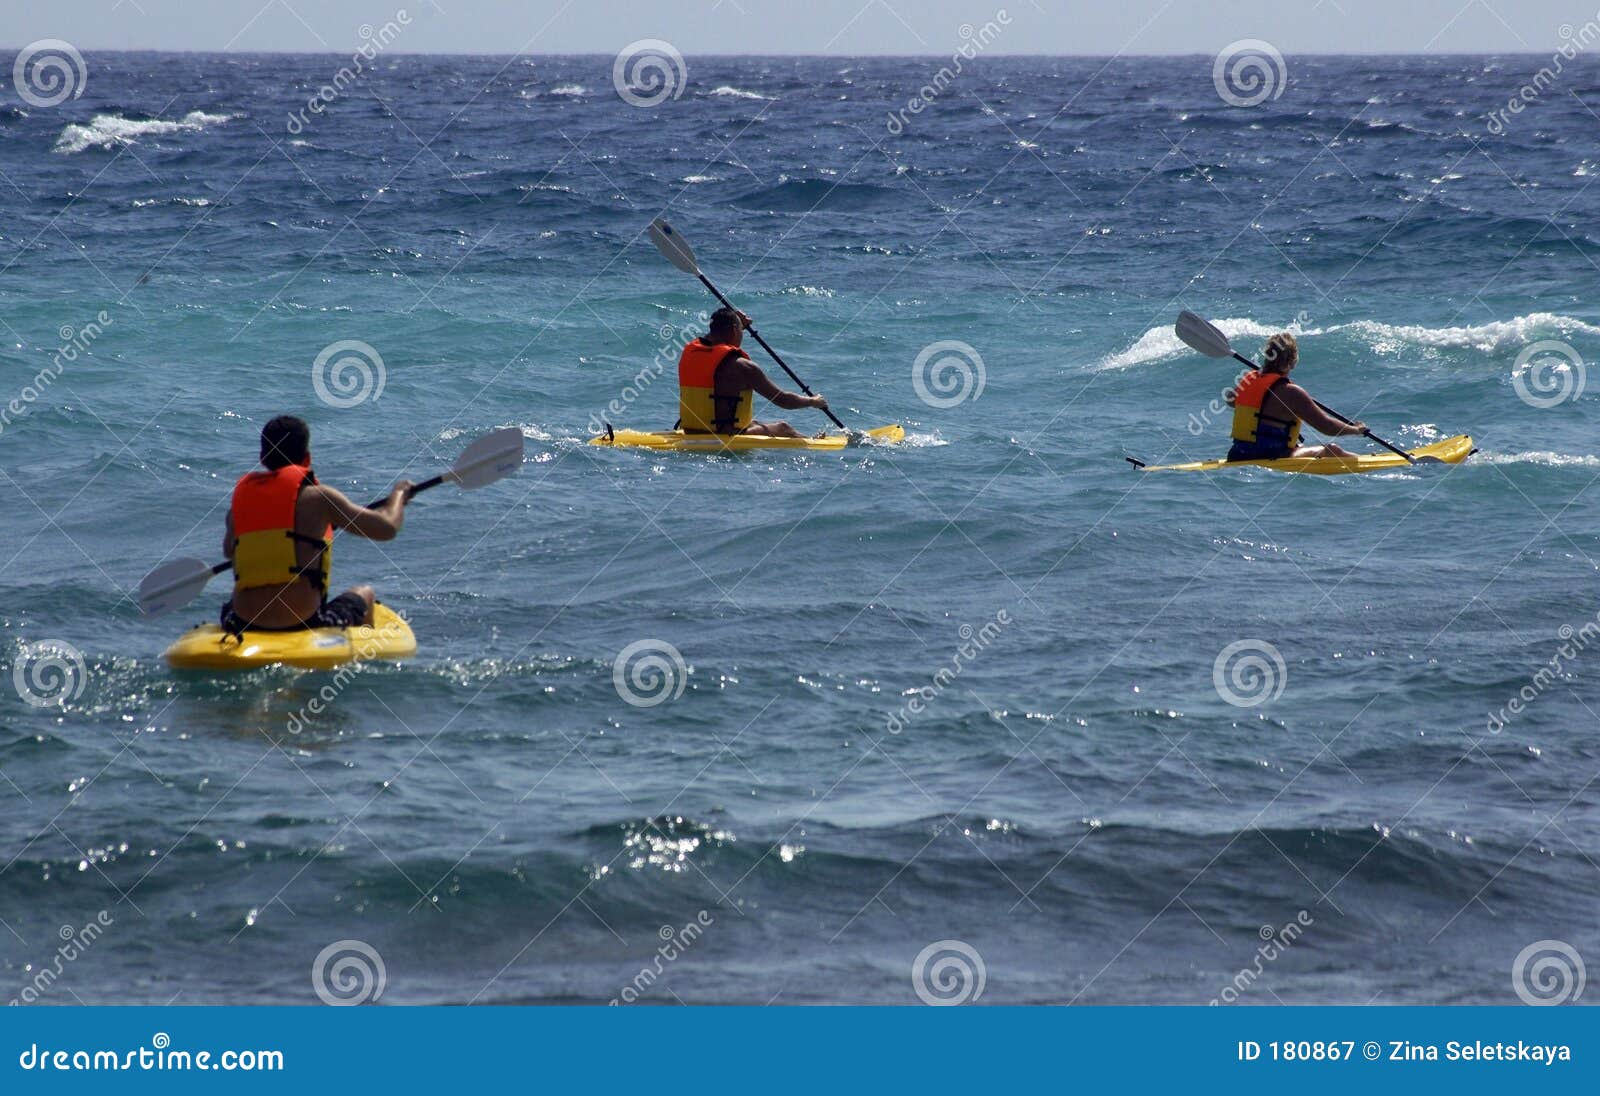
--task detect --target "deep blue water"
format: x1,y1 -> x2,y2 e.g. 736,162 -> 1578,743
2,52 -> 1599,1005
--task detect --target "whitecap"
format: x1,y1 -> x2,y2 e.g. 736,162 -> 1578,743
707,85 -> 773,101
548,84 -> 586,97
54,110 -> 236,154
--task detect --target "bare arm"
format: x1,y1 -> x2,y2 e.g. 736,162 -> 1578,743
314,482 -> 412,542
727,356 -> 827,412
223,512 -> 235,560
1272,382 -> 1365,437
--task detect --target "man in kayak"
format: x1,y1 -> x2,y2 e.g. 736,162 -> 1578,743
1226,333 -> 1367,460
678,307 -> 829,437
220,415 -> 411,632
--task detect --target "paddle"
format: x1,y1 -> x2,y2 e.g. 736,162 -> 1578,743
137,427 -> 526,617
647,218 -> 850,432
1174,311 -> 1418,465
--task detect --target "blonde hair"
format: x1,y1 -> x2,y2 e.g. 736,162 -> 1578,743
1262,332 -> 1298,373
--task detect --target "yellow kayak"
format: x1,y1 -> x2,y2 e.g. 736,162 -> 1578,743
1137,434 -> 1475,475
164,604 -> 417,671
589,424 -> 905,452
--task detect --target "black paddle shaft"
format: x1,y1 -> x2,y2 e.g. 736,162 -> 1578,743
694,272 -> 848,430
1231,351 -> 1415,464
365,476 -> 445,510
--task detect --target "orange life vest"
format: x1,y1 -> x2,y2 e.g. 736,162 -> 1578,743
678,339 -> 754,433
229,464 -> 332,598
1230,371 -> 1302,449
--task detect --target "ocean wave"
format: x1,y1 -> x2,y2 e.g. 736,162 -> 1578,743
728,176 -> 910,213
706,85 -> 773,101
1476,450 -> 1600,468
54,110 -> 236,154
1097,312 -> 1600,370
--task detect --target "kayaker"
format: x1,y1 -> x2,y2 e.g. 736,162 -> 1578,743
220,415 -> 411,632
1225,333 -> 1366,460
678,306 -> 829,437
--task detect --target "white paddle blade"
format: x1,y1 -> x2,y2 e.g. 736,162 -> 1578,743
450,427 -> 525,490
138,557 -> 216,617
648,218 -> 699,275
1175,311 -> 1234,359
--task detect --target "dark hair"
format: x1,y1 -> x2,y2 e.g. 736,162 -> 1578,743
708,306 -> 741,339
260,415 -> 311,470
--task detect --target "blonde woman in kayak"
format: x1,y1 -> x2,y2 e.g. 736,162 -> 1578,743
678,307 -> 829,438
220,415 -> 412,632
1225,333 -> 1367,461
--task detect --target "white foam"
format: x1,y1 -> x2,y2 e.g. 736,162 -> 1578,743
1095,312 -> 1600,371
54,110 -> 235,154
707,86 -> 772,101
1477,450 -> 1600,468
548,84 -> 586,97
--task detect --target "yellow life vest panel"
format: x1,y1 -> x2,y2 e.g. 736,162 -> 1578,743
230,464 -> 332,598
678,340 -> 754,433
1230,372 -> 1302,449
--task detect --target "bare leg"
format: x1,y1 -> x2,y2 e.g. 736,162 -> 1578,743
1291,443 -> 1354,458
344,584 -> 377,626
742,421 -> 802,438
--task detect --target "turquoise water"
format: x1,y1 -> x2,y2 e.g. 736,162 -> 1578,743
1,53 -> 1598,1005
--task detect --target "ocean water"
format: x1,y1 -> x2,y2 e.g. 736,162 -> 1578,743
2,52 -> 1598,1006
